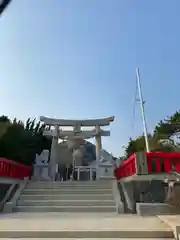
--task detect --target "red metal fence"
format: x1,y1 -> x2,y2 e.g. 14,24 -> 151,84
0,158 -> 32,179
115,152 -> 180,180
115,154 -> 136,179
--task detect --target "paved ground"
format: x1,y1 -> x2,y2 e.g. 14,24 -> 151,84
158,215 -> 180,236
0,213 -> 173,238
0,213 -> 171,231
0,239 -> 174,240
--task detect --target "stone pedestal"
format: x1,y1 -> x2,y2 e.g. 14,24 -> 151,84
33,165 -> 50,181
33,150 -> 51,181
41,166 -> 50,180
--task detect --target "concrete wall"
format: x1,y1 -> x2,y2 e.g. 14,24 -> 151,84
118,181 -> 136,213
99,165 -> 114,178
0,183 -> 11,202
136,203 -> 180,216
134,180 -> 166,203
166,184 -> 180,208
0,181 -> 19,212
118,179 -> 166,214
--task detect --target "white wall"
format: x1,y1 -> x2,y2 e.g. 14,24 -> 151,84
99,165 -> 114,178
99,149 -> 114,163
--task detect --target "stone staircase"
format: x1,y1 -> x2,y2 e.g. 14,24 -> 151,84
0,212 -> 174,239
0,180 -> 176,239
15,180 -> 117,213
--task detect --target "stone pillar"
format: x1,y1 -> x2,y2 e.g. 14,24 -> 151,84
135,151 -> 148,175
95,125 -> 102,180
77,167 -> 80,181
74,124 -> 81,133
49,125 -> 59,180
90,167 -> 93,181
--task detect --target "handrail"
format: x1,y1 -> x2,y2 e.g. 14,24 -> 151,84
115,151 -> 180,180
0,158 -> 32,179
115,154 -> 136,179
146,152 -> 180,174
146,152 -> 180,158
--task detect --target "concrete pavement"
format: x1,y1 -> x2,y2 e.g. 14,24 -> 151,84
0,213 -> 173,238
158,215 -> 180,239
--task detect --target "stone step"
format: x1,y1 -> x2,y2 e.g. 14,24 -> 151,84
28,180 -> 112,184
0,213 -> 173,239
15,205 -> 117,213
23,189 -> 112,195
26,185 -> 112,189
26,181 -> 112,185
0,239 -> 174,240
20,193 -> 113,201
27,184 -> 112,188
18,199 -> 115,207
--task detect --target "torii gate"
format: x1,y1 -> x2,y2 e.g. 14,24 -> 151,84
40,116 -> 114,180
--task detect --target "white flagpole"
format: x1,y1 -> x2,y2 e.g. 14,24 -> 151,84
136,68 -> 150,152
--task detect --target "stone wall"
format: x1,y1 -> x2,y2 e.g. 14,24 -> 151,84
0,183 -> 19,212
166,184 -> 180,208
118,179 -> 166,214
136,203 -> 179,215
0,183 -> 11,202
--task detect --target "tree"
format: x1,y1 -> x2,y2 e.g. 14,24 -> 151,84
154,110 -> 180,145
0,115 -> 11,138
124,135 -> 175,158
124,110 -> 180,157
0,0 -> 11,16
0,116 -> 51,165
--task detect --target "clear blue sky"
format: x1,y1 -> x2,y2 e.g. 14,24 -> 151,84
0,0 -> 180,157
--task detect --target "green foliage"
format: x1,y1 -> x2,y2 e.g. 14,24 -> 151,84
0,116 -> 51,166
0,116 -> 11,138
124,110 -> 180,157
154,111 -> 180,141
0,115 -> 10,123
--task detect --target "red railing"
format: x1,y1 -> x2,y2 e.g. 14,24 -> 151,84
146,152 -> 180,174
0,158 -> 32,179
115,153 -> 136,179
115,152 -> 180,180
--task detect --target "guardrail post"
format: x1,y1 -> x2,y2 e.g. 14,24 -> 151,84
135,151 -> 148,175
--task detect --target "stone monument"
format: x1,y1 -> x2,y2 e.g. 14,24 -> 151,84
33,149 -> 51,181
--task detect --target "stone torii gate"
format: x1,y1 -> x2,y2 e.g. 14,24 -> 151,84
40,116 -> 114,180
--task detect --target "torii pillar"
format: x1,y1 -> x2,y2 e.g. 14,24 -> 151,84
49,125 -> 59,180
95,125 -> 102,180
